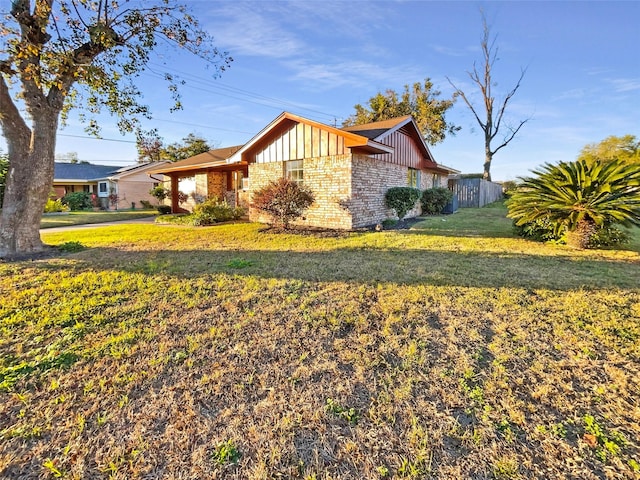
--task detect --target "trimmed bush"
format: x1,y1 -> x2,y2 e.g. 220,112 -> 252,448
156,205 -> 172,214
190,197 -> 245,225
62,191 -> 93,211
421,187 -> 453,215
149,186 -> 170,203
384,187 -> 421,221
44,198 -> 69,213
251,177 -> 314,229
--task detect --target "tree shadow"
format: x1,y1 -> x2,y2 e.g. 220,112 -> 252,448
32,244 -> 640,291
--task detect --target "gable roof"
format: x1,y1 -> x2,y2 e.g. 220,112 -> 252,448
342,116 -> 439,165
228,112 -> 394,164
149,146 -> 244,175
341,116 -> 413,140
54,162 -> 117,182
95,161 -> 170,180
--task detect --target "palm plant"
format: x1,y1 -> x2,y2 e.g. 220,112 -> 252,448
507,159 -> 640,248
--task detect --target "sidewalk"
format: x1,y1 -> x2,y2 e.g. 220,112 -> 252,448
40,215 -> 157,233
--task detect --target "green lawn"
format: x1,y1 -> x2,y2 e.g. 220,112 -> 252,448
1,205 -> 639,479
40,209 -> 157,229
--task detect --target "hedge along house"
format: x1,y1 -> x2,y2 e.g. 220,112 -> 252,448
150,112 -> 457,229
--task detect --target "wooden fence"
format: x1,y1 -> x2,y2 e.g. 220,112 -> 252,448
448,177 -> 503,208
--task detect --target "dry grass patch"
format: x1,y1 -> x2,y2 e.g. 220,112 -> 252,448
1,206 -> 639,479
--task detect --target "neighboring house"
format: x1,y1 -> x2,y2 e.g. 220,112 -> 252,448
150,112 -> 458,229
52,162 -> 115,198
53,161 -> 167,209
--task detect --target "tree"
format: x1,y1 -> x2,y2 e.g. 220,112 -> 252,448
0,1 -> 231,258
162,133 -> 211,162
447,14 -> 529,181
55,151 -> 82,164
0,151 -> 8,209
342,78 -> 459,145
136,131 -> 211,163
506,159 -> 640,249
136,129 -> 164,163
578,135 -> 640,166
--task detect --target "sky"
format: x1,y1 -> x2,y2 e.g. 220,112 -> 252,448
7,1 -> 640,181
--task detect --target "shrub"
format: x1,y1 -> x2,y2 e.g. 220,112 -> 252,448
587,225 -> 630,248
62,191 -> 93,211
384,187 -> 421,220
251,177 -> 314,229
139,200 -> 153,209
43,198 -> 69,213
149,186 -> 170,203
421,187 -> 453,215
190,197 -> 245,226
512,216 -> 563,243
156,205 -> 172,214
507,159 -> 640,248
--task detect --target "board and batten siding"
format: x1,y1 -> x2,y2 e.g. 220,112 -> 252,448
253,122 -> 347,163
375,129 -> 427,168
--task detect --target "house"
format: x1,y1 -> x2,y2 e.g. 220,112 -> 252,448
150,112 -> 458,229
53,161 -> 167,209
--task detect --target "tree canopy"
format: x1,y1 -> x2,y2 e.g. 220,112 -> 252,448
342,78 -> 459,145
0,1 -> 231,257
136,131 -> 211,162
578,135 -> 640,165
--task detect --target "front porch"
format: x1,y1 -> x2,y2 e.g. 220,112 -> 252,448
147,145 -> 248,213
166,166 -> 249,213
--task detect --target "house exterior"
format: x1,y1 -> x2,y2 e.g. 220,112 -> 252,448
52,162 -> 115,198
150,112 -> 458,229
53,161 -> 167,209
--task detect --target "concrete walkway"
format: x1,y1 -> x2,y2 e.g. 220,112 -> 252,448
40,215 -> 157,233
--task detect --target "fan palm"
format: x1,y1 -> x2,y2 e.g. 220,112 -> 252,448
507,159 -> 640,248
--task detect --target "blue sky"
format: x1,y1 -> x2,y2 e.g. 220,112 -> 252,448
32,1 -> 640,180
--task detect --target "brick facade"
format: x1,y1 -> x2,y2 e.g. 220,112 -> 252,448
247,153 -> 442,229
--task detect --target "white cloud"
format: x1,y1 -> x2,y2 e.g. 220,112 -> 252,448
204,3 -> 305,59
608,78 -> 640,92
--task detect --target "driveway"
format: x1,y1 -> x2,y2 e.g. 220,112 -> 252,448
40,215 -> 157,233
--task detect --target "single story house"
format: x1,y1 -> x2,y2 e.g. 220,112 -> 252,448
150,112 -> 458,229
53,161 -> 167,209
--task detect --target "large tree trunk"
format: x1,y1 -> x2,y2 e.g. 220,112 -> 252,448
0,111 -> 58,258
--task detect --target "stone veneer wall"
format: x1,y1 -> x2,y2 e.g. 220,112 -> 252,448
248,154 -> 354,229
349,154 -> 422,227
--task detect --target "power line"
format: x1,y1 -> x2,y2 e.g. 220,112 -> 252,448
145,62 -> 343,123
58,133 -> 136,143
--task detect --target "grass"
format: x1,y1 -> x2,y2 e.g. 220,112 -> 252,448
1,203 -> 639,479
40,209 -> 157,229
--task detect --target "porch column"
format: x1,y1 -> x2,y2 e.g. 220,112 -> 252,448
171,175 -> 179,213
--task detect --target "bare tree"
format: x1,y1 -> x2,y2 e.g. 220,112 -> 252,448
447,14 -> 529,181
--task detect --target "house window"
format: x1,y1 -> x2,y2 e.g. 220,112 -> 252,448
285,159 -> 304,184
98,182 -> 108,193
407,168 -> 420,188
432,174 -> 440,188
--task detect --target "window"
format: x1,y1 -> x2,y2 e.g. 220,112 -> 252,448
407,168 -> 420,188
98,182 -> 108,193
285,159 -> 304,184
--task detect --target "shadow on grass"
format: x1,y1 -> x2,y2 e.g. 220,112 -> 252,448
36,245 -> 640,291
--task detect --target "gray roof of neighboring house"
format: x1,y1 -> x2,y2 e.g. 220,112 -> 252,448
54,162 -> 118,181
